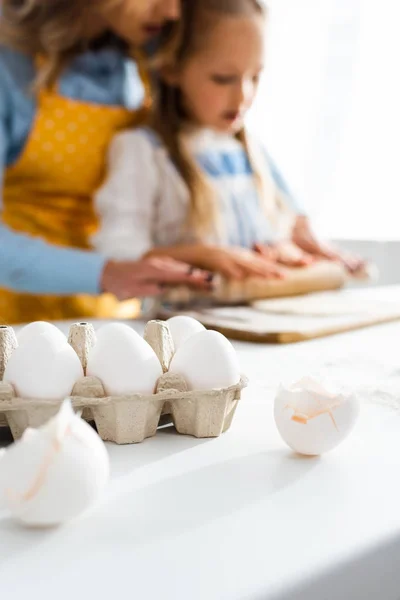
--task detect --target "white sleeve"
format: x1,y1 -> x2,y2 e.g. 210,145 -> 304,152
93,130 -> 159,260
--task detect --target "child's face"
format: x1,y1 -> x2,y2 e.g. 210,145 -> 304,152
101,0 -> 180,46
177,14 -> 265,133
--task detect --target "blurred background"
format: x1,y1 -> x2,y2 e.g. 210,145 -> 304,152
248,0 -> 400,283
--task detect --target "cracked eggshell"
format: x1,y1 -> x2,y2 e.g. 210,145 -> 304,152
3,333 -> 83,399
0,450 -> 5,511
166,316 -> 205,350
274,377 -> 360,456
169,330 -> 241,391
86,323 -> 162,395
0,401 -> 109,527
17,321 -> 66,348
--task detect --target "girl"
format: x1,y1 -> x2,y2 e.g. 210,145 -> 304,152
0,0 -> 212,324
94,0 -> 365,281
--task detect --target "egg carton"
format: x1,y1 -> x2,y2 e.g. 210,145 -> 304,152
0,321 -> 247,444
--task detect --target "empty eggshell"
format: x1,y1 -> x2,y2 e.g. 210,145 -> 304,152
0,450 -> 5,511
86,323 -> 162,395
274,377 -> 360,456
169,330 -> 240,391
3,332 -> 83,399
166,316 -> 205,350
17,321 -> 66,348
0,400 -> 109,527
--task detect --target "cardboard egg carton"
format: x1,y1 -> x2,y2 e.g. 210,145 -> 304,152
0,321 -> 247,444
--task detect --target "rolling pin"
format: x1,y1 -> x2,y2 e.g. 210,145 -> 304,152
161,260 -> 377,306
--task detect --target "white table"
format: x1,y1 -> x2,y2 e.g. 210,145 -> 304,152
1,320 -> 400,600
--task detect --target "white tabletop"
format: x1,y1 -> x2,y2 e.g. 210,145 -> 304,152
1,319 -> 400,600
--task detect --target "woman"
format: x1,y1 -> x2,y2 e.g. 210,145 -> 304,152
0,0 -> 213,324
0,0 -> 364,324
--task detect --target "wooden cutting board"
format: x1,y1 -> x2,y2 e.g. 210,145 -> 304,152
159,285 -> 400,344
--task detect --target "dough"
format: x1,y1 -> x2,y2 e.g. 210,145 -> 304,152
253,286 -> 400,317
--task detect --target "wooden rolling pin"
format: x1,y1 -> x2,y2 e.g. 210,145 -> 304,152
162,260 -> 376,306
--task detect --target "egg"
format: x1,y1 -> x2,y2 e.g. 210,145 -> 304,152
0,400 -> 109,527
274,377 -> 360,456
166,316 -> 205,350
169,330 -> 240,390
86,323 -> 162,395
17,321 -> 66,348
4,333 -> 83,399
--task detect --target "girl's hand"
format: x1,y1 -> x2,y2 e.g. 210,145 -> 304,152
292,216 -> 367,274
254,241 -> 314,268
101,257 -> 214,301
198,246 -> 285,280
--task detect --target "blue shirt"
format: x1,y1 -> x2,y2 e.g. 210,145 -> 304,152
0,45 -> 144,295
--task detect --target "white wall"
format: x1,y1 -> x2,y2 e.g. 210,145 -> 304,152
248,0 -> 400,241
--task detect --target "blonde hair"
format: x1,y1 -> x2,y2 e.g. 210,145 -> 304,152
0,0 -> 127,88
153,0 -> 268,239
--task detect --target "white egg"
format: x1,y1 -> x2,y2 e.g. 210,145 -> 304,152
4,333 -> 83,399
87,323 -> 162,395
166,316 -> 205,350
274,377 -> 360,456
17,321 -> 66,348
169,330 -> 240,391
0,401 -> 109,527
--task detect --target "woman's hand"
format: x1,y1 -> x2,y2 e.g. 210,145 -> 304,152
145,244 -> 285,281
101,257 -> 214,301
254,241 -> 314,268
292,216 -> 367,274
194,246 -> 285,280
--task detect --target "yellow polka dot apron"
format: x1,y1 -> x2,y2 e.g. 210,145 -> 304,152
0,61 -> 150,324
